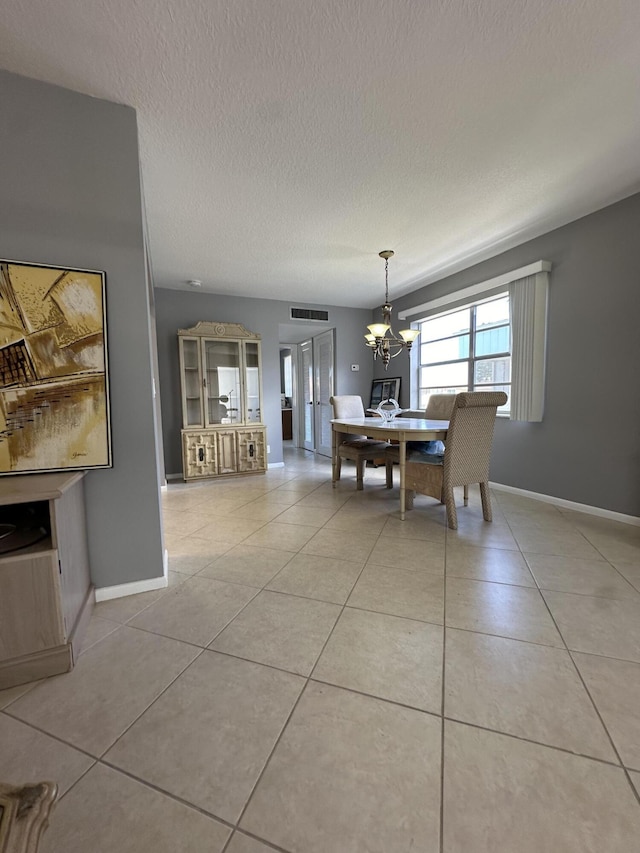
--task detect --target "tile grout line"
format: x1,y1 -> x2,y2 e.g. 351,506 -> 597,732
440,521 -> 449,853
229,495 -> 388,837
515,509 -> 640,803
440,714 -> 633,770
47,760 -> 99,807
94,645 -> 210,761
565,648 -> 640,807
8,667 -> 635,779
97,756 -> 239,833
221,826 -> 292,853
0,707 -> 101,762
5,642 -> 212,806
518,544 -> 640,602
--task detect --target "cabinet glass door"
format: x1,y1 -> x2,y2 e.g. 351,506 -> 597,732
202,339 -> 242,425
180,338 -> 204,427
244,341 -> 262,423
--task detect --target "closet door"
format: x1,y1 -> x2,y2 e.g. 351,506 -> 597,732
313,329 -> 335,458
299,339 -> 314,451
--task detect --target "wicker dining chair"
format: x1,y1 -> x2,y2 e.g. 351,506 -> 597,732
404,391 -> 507,529
330,395 -> 393,490
423,393 -> 465,502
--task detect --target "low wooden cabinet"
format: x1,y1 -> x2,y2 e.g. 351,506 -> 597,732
178,322 -> 267,481
281,408 -> 293,440
181,426 -> 267,480
0,472 -> 94,689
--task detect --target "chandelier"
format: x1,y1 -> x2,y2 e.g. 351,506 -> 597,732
365,250 -> 420,369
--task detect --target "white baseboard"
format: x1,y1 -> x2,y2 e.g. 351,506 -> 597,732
268,462 -> 285,468
95,551 -> 169,602
490,481 -> 640,527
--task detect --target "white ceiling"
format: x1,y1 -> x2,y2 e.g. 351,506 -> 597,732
2,0 -> 640,308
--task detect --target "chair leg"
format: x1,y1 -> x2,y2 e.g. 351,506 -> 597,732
356,459 -> 365,490
385,459 -> 393,488
480,481 -> 492,522
444,486 -> 458,530
463,484 -> 469,506
336,456 -> 342,480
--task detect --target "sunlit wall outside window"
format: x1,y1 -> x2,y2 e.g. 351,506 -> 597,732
417,295 -> 511,413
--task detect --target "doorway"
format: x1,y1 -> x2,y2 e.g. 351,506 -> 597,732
279,329 -> 335,457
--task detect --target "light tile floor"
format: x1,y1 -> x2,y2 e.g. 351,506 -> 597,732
2,447 -> 640,852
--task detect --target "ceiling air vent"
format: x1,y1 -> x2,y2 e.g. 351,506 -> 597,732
290,307 -> 329,322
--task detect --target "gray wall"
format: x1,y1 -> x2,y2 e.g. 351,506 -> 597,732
382,192 -> 640,516
0,70 -> 165,587
154,289 -> 374,475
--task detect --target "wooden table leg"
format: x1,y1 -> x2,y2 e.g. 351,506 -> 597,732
399,438 -> 406,520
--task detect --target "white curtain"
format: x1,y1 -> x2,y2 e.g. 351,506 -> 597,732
509,272 -> 549,421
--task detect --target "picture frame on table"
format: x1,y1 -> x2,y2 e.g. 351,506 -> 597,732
369,376 -> 401,408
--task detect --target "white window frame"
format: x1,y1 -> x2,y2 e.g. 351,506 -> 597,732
400,260 -> 551,422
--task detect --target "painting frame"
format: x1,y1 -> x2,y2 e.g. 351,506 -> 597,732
369,376 -> 401,409
0,258 -> 112,476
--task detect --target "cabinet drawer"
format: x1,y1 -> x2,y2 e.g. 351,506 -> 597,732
0,551 -> 64,659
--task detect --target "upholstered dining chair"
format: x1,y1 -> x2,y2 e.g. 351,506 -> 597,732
424,393 -> 456,421
388,392 -> 458,487
330,395 -> 393,490
403,392 -> 456,422
404,391 -> 507,529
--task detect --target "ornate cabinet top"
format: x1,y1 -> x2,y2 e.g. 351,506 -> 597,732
178,321 -> 261,340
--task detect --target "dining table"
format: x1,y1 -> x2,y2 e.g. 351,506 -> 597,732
331,416 -> 449,520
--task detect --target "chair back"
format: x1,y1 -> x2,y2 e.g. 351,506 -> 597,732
444,392 -> 507,486
330,395 -> 365,419
330,395 -> 367,442
425,393 -> 456,420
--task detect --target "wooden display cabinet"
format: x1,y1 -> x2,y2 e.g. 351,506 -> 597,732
178,322 -> 267,480
0,472 -> 94,689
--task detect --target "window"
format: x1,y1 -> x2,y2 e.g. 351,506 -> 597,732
283,351 -> 293,398
416,294 -> 511,413
401,261 -> 549,421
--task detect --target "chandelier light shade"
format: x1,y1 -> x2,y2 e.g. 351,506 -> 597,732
365,250 -> 420,369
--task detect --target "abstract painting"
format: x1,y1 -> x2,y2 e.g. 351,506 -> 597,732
0,260 -> 111,475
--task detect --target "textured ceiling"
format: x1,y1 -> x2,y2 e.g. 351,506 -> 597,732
2,0 -> 640,308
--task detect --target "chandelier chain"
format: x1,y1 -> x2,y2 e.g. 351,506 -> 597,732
384,256 -> 390,304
